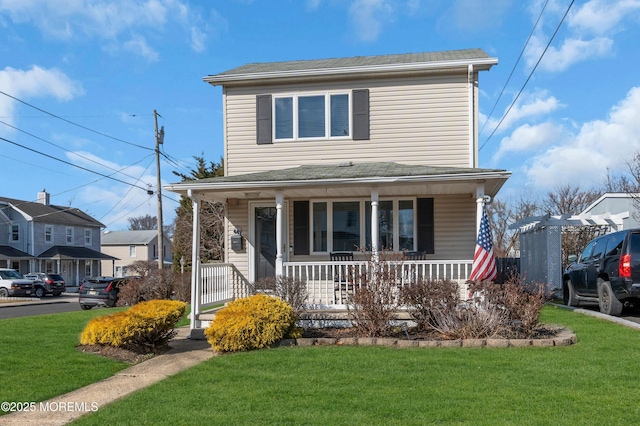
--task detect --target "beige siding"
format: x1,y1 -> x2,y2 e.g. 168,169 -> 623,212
226,200 -> 250,280
223,74 -> 471,176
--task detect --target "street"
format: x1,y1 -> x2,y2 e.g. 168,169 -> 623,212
0,295 -> 85,319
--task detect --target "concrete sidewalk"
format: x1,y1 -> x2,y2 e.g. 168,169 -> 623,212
0,327 -> 214,425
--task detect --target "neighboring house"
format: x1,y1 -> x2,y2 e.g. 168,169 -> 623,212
580,193 -> 640,229
100,230 -> 173,277
0,190 -> 116,288
165,48 -> 511,331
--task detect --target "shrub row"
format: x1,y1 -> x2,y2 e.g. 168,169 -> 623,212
80,299 -> 187,352
205,294 -> 301,353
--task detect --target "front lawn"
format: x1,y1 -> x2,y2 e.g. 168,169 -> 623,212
71,306 -> 640,425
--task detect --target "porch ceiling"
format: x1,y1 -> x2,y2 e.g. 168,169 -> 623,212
164,161 -> 511,204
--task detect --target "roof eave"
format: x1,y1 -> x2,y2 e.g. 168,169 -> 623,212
203,57 -> 498,86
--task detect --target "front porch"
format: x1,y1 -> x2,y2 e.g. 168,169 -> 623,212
189,259 -> 473,330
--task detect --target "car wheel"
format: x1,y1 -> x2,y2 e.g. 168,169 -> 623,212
563,279 -> 579,307
35,287 -> 45,298
0,288 -> 8,298
599,280 -> 623,316
80,304 -> 92,310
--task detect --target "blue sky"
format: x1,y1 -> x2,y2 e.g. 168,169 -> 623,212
1,0 -> 639,230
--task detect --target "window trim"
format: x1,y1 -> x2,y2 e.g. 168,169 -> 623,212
129,245 -> 137,258
65,227 -> 74,245
309,198 -> 418,255
44,225 -> 54,244
84,228 -> 92,246
10,224 -> 19,242
273,92 -> 352,142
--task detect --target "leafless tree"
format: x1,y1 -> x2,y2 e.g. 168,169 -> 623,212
171,155 -> 225,273
128,214 -> 157,230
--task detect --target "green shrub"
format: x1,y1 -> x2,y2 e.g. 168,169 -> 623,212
79,300 -> 187,352
205,294 -> 300,353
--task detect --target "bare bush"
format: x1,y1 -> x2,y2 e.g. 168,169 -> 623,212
430,298 -> 510,339
348,255 -> 401,337
116,270 -> 191,307
251,276 -> 308,317
468,276 -> 550,338
399,278 -> 460,331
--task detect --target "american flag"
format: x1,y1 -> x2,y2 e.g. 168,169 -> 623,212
469,206 -> 498,282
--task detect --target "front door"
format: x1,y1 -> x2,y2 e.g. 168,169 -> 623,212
255,206 -> 277,281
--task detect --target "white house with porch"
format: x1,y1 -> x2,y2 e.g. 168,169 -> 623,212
164,49 -> 511,335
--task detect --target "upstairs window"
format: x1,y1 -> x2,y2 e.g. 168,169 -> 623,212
274,93 -> 350,141
129,245 -> 137,257
10,224 -> 19,242
66,227 -> 74,244
44,225 -> 53,244
257,90 -> 368,144
84,229 -> 92,246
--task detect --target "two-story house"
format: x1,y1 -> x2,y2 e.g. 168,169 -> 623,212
165,49 -> 511,330
0,190 -> 116,289
101,230 -> 174,277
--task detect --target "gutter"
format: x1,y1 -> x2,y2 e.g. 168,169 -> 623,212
204,57 -> 498,86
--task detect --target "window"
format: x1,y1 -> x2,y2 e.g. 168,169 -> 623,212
274,93 -> 350,141
44,225 -> 53,244
66,227 -> 74,244
10,224 -> 19,242
257,90 -> 369,144
129,245 -> 137,257
85,262 -> 91,277
84,229 -> 92,246
301,198 -> 432,255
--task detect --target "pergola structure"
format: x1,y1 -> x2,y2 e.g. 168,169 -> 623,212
508,212 -> 629,291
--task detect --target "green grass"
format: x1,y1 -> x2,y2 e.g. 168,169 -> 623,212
0,307 -> 130,403
69,305 -> 640,425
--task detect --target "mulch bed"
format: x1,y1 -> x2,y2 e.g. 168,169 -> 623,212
76,344 -> 171,364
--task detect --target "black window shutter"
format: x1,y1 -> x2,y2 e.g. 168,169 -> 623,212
417,198 -> 434,254
293,201 -> 310,255
352,89 -> 370,140
256,95 -> 272,145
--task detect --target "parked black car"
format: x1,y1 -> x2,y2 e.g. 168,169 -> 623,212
78,277 -> 128,310
24,272 -> 66,297
563,229 -> 640,316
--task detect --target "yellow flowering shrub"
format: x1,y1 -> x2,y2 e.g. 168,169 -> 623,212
205,294 -> 301,353
80,300 -> 187,352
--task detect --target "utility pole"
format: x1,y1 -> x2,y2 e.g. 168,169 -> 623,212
154,110 -> 165,273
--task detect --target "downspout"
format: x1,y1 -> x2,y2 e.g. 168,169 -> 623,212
468,64 -> 475,168
188,189 -> 202,335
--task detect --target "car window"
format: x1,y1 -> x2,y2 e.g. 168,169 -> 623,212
0,270 -> 23,279
49,274 -> 64,281
592,236 -> 608,260
606,232 -> 625,257
579,239 -> 597,262
629,232 -> 640,256
85,279 -> 112,290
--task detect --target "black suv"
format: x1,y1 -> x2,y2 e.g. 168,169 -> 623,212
24,272 -> 66,297
78,277 -> 126,310
563,229 -> 640,316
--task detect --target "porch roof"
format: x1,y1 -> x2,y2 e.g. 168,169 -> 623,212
37,246 -> 119,261
0,246 -> 31,259
165,161 -> 511,203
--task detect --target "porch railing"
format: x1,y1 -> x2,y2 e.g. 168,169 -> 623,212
193,260 -> 473,329
284,260 -> 473,308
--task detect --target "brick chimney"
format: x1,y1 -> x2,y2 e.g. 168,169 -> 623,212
37,189 -> 50,206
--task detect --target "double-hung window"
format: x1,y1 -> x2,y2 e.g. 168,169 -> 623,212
10,224 -> 19,242
66,227 -> 74,245
84,229 -> 92,246
44,225 -> 53,244
274,93 -> 350,141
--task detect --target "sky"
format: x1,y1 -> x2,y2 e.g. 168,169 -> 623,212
1,0 -> 640,231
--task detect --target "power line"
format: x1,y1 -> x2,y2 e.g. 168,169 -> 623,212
0,90 -> 153,151
0,118 -> 149,182
0,136 -> 152,192
479,0 -> 550,137
479,0 -> 575,152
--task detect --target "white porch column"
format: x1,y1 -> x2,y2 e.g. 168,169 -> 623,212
371,189 -> 379,261
475,183 -> 485,233
275,191 -> 284,277
188,189 -> 202,331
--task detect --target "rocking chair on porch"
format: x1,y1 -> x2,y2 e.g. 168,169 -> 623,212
331,251 -> 354,304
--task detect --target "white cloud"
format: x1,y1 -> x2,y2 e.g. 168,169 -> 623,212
122,35 -> 159,62
525,0 -> 640,73
0,65 -> 83,130
525,86 -> 640,189
492,122 -> 565,162
484,90 -> 562,135
0,0 -> 214,57
348,0 -> 394,42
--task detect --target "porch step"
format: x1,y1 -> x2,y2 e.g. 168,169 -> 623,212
300,310 -> 413,321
